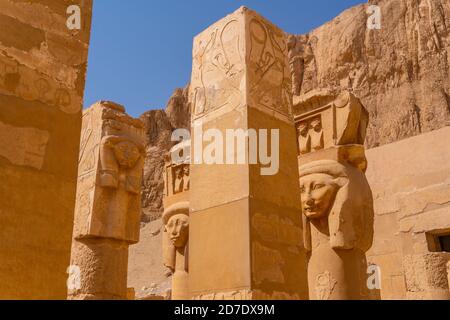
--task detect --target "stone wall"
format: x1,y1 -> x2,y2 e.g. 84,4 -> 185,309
366,126 -> 450,300
0,0 -> 92,299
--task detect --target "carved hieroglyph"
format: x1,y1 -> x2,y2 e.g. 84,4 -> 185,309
163,141 -> 190,300
296,90 -> 375,300
191,6 -> 292,123
69,101 -> 145,300
189,7 -> 308,300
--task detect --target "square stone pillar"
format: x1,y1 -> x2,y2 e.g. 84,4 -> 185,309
68,101 -> 145,300
188,7 -> 308,300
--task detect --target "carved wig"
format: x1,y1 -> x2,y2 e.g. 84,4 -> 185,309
300,159 -> 374,252
162,202 -> 190,273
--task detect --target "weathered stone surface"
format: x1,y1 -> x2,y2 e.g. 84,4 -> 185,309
297,90 -> 375,300
69,101 -> 145,300
140,87 -> 190,222
188,7 -> 308,300
403,253 -> 450,300
162,141 -> 190,300
0,0 -> 92,299
289,0 -> 450,148
366,126 -> 450,300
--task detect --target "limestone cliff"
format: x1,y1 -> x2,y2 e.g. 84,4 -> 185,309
140,87 -> 190,222
289,0 -> 450,148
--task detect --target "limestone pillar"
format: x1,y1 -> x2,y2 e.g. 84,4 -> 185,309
68,101 -> 145,300
163,141 -> 190,300
188,7 -> 308,300
0,0 -> 92,299
294,90 -> 375,300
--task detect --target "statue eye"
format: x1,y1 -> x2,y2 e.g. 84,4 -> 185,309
313,184 -> 325,190
300,186 -> 306,193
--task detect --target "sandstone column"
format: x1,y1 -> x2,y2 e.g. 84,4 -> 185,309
0,0 -> 92,299
294,90 -> 375,300
189,7 -> 308,300
68,101 -> 145,300
163,141 -> 191,300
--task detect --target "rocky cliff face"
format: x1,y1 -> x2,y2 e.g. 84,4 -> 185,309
140,87 -> 190,221
289,0 -> 450,148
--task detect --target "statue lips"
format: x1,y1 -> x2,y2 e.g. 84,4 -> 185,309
304,204 -> 321,219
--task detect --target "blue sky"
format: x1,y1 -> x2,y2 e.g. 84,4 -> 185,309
84,0 -> 366,117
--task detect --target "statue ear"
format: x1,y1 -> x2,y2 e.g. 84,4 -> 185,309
333,177 -> 347,188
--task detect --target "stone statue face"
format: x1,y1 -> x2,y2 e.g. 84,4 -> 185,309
298,123 -> 308,136
166,214 -> 189,248
311,119 -> 322,132
175,166 -> 184,179
300,173 -> 339,219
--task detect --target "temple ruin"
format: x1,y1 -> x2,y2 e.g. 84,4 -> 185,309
0,0 -> 450,301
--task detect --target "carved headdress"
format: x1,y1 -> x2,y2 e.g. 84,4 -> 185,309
295,90 -> 374,252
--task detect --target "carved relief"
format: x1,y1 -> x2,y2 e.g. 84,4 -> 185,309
294,90 -> 369,156
252,242 -> 285,285
315,271 -> 337,300
163,139 -> 191,300
73,102 -> 145,242
297,90 -> 374,300
0,52 -> 81,114
70,102 -> 144,300
192,290 -> 301,300
191,18 -> 245,118
163,202 -> 190,300
192,290 -> 252,301
172,164 -> 190,195
191,8 -> 292,121
247,16 -> 291,117
296,116 -> 324,154
300,158 -> 374,252
0,121 -> 49,170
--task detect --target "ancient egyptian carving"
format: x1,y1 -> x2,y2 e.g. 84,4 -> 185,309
73,102 -> 145,243
300,159 -> 374,252
172,164 -> 190,195
315,271 -> 338,301
296,90 -> 374,300
163,140 -> 190,300
163,202 -> 190,300
70,102 -> 144,300
191,18 -> 244,117
294,90 -> 369,155
248,17 -> 291,116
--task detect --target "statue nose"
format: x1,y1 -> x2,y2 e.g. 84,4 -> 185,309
306,198 -> 314,206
